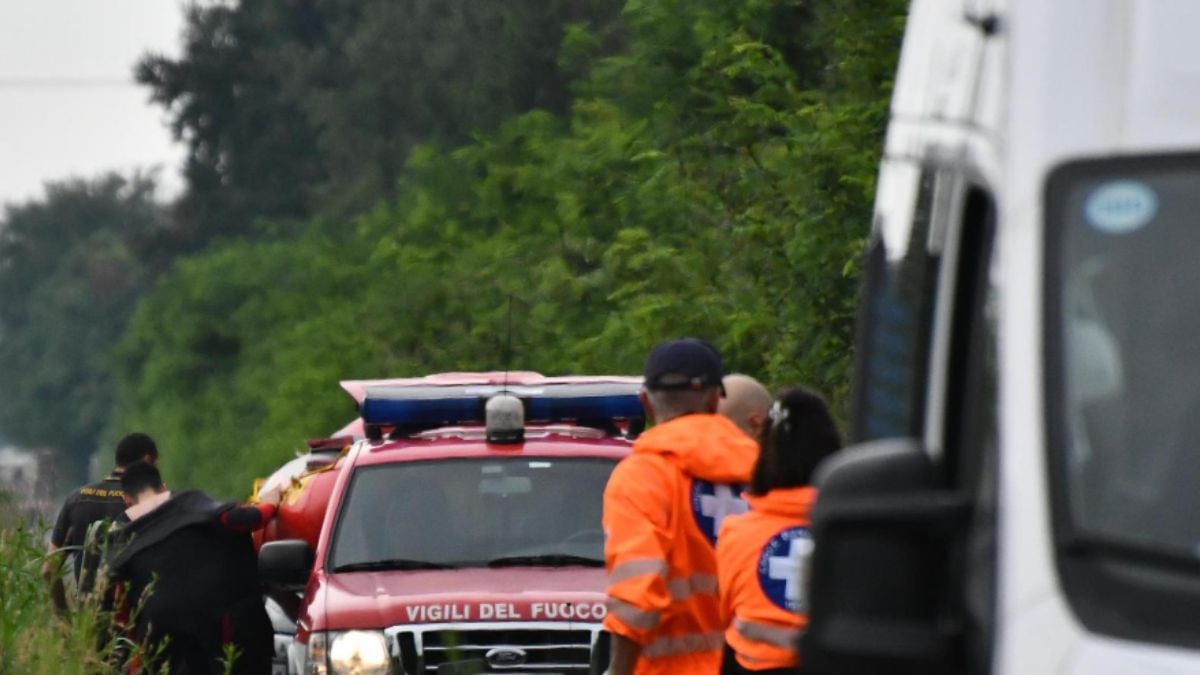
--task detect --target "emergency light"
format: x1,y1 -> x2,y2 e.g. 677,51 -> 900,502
359,381 -> 644,440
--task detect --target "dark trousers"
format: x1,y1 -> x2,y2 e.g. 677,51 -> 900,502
720,642 -> 803,675
140,598 -> 272,674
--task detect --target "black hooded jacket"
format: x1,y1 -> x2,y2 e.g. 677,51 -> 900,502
108,490 -> 272,674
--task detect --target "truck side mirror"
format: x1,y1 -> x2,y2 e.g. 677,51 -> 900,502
803,439 -> 970,675
259,539 -> 314,588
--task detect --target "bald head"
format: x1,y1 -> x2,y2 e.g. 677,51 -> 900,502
718,374 -> 772,440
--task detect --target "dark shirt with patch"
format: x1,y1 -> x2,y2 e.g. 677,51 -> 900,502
50,473 -> 128,587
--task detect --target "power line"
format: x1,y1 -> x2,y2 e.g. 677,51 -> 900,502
0,77 -> 138,89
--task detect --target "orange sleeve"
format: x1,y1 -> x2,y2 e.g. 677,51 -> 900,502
602,455 -> 675,645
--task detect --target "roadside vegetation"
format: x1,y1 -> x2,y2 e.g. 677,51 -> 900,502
0,0 -> 907,498
0,516 -> 243,674
0,525 -> 121,674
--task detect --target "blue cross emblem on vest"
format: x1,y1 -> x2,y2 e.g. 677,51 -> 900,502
757,527 -> 814,612
690,479 -> 748,546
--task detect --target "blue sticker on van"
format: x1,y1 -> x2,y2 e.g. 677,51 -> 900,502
1084,181 -> 1158,234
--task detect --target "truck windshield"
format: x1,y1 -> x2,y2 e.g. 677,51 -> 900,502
1050,156 -> 1200,560
329,457 -> 615,571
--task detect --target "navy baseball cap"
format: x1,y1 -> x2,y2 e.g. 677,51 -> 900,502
643,338 -> 725,392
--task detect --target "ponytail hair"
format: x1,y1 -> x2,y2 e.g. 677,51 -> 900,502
750,386 -> 842,495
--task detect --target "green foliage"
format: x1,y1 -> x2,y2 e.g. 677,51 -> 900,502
0,526 -> 146,674
138,0 -> 626,227
111,0 -> 908,497
136,2 -> 328,234
0,175 -> 168,479
112,220 -> 378,492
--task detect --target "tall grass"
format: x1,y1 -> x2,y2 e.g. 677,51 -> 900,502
0,525 -> 119,673
0,522 -> 247,674
0,521 -> 182,674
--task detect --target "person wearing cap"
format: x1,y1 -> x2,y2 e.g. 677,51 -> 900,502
603,338 -> 760,675
716,387 -> 842,674
719,374 -> 773,440
42,432 -> 160,598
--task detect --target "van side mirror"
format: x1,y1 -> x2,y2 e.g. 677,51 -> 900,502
804,439 -> 969,675
259,539 -> 314,588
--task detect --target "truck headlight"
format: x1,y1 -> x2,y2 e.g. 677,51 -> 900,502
308,631 -> 393,675
330,630 -> 392,674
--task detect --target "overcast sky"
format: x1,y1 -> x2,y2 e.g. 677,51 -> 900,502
0,0 -> 184,208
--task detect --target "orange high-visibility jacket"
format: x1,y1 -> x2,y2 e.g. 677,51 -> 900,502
603,413 -> 759,675
717,487 -> 816,671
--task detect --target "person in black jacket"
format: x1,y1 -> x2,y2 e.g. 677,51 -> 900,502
43,433 -> 159,598
108,462 -> 280,674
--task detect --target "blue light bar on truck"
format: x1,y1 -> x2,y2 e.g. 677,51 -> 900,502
360,382 -> 643,429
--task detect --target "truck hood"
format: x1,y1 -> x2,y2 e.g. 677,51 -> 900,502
314,566 -> 608,630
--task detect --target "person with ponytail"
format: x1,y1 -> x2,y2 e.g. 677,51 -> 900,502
716,387 -> 842,674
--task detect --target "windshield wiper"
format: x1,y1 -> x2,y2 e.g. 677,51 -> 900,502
332,558 -> 459,573
486,554 -> 604,568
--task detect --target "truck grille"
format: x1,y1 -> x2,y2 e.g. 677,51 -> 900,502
390,623 -> 604,674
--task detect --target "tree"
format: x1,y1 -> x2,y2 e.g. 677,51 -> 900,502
137,0 -> 626,228
0,175 -> 167,479
136,2 -> 327,238
113,0 -> 908,496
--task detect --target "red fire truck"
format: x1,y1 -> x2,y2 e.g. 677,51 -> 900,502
257,372 -> 642,674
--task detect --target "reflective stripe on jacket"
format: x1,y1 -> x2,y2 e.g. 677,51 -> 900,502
603,413 -> 759,675
717,487 -> 816,671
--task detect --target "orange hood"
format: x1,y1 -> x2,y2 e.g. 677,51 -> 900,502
632,413 -> 759,483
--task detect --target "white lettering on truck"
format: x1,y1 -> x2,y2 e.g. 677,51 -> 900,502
531,602 -> 608,620
405,604 -> 473,622
479,603 -> 519,620
401,601 -> 607,623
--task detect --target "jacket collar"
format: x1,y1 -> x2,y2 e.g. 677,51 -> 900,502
745,486 -> 817,518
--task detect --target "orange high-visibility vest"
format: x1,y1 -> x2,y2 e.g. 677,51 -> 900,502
603,413 -> 759,675
717,487 -> 816,671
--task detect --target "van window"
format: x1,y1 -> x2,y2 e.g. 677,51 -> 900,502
1051,159 -> 1200,553
1047,154 -> 1200,649
852,162 -> 940,441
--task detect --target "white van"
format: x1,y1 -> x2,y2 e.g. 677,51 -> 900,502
804,1 -> 1200,673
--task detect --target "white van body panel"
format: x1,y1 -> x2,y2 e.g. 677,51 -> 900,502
880,0 -> 1200,672
1003,2 -> 1200,670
